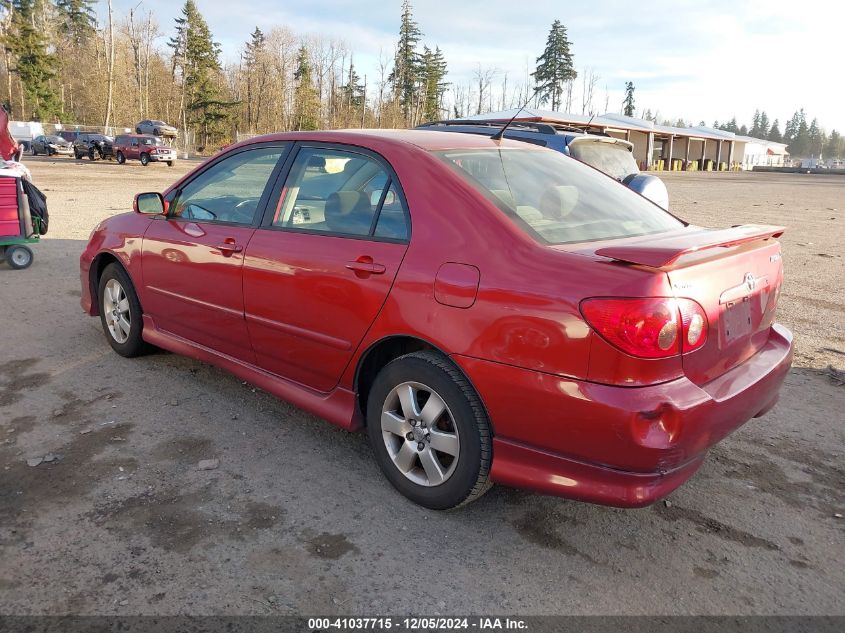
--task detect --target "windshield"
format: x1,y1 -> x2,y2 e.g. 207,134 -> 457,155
46,136 -> 63,143
141,137 -> 167,146
568,140 -> 639,181
437,148 -> 683,245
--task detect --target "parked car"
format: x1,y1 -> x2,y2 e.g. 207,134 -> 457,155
114,134 -> 176,166
417,120 -> 670,209
73,133 -> 115,160
31,134 -> 73,156
135,120 -> 178,137
79,130 -> 792,510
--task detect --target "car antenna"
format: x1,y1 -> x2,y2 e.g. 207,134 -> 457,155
491,86 -> 541,141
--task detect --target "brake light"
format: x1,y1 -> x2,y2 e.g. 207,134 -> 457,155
580,297 -> 708,359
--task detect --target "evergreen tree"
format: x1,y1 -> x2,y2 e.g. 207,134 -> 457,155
340,55 -> 365,109
807,118 -> 825,157
172,0 -> 235,146
243,27 -> 266,130
724,117 -> 738,133
738,124 -> 748,135
790,109 -> 809,156
674,118 -> 686,128
293,45 -> 319,130
623,82 -> 635,117
420,45 -> 448,122
750,109 -> 761,137
758,111 -> 770,139
389,0 -> 422,124
784,114 -> 795,142
55,0 -> 97,46
8,0 -> 62,120
768,120 -> 782,143
824,130 -> 842,158
532,19 -> 576,111
643,108 -> 653,122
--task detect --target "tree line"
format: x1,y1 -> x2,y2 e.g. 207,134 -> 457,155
0,1 -> 840,158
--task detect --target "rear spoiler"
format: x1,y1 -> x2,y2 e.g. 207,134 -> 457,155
596,224 -> 785,268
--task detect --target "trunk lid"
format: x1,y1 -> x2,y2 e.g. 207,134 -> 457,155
595,225 -> 785,386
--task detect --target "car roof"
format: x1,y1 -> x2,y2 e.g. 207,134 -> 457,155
235,129 -> 535,153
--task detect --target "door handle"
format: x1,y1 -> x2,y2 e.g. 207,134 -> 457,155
215,239 -> 243,256
346,258 -> 386,275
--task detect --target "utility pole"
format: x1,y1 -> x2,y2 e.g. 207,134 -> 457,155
104,0 -> 116,132
361,75 -> 367,128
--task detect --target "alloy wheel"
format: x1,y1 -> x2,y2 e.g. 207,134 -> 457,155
380,381 -> 460,487
103,278 -> 131,344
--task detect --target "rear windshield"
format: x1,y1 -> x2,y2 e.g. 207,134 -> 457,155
437,148 -> 683,245
568,140 -> 639,181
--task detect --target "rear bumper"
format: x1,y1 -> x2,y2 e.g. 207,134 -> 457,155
453,323 -> 793,507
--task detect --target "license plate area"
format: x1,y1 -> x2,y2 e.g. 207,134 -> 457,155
722,297 -> 752,343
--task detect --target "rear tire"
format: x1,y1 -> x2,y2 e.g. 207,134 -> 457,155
31,146 -> 37,156
366,350 -> 492,509
74,150 -> 82,160
6,245 -> 33,270
97,263 -> 150,357
140,153 -> 150,166
116,151 -> 126,164
167,160 -> 174,167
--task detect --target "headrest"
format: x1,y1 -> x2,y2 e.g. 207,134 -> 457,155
325,191 -> 372,233
539,185 -> 579,220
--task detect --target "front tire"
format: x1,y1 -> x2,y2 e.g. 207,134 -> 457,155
140,153 -> 150,166
98,263 -> 149,357
366,351 -> 492,509
6,245 -> 33,270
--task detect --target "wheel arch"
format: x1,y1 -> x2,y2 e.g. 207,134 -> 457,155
353,334 -> 494,434
89,252 -> 133,315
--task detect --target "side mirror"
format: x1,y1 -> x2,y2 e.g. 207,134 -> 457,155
134,192 -> 166,215
623,173 -> 670,210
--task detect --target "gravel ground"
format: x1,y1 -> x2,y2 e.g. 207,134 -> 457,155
1,157 -> 843,616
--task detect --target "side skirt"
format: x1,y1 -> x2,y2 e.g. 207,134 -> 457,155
141,315 -> 363,432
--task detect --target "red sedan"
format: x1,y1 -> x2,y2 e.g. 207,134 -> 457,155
79,130 -> 793,509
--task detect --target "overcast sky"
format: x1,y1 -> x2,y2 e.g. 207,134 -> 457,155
111,0 -> 844,132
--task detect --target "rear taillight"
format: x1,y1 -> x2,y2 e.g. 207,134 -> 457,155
678,299 -> 708,352
580,297 -> 708,359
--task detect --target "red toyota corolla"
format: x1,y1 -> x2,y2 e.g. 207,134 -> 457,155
79,130 -> 793,509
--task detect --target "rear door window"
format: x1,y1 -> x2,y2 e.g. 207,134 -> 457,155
269,147 -> 409,240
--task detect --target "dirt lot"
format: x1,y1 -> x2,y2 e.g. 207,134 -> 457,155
1,157 -> 843,616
